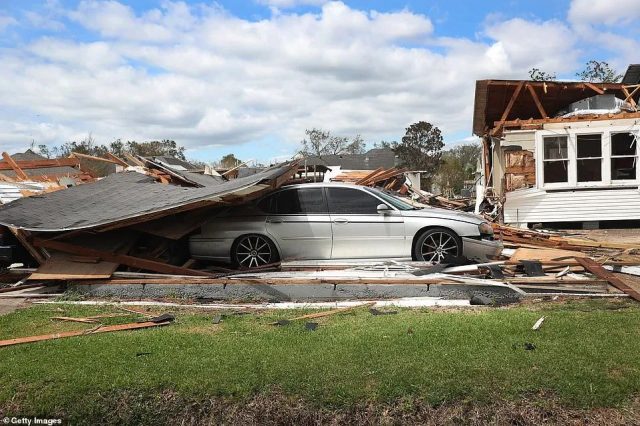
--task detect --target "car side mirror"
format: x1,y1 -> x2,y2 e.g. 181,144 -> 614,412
377,203 -> 391,214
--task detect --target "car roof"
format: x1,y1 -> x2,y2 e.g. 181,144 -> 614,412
281,182 -> 369,190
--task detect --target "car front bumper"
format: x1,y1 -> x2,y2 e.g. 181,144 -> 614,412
461,237 -> 503,262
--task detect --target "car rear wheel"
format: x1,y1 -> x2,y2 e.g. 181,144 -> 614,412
414,228 -> 462,264
232,234 -> 279,268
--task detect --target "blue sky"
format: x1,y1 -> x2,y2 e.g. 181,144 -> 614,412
0,0 -> 637,163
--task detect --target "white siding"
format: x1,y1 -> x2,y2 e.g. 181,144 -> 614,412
504,187 -> 640,224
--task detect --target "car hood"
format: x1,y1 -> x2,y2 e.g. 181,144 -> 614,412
399,207 -> 485,224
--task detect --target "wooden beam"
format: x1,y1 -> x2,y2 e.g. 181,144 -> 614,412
1,152 -> 29,180
354,167 -> 385,185
622,87 -> 637,108
526,83 -> 548,118
0,320 -> 170,348
575,257 -> 640,302
624,86 -> 640,103
496,111 -> 640,130
491,81 -> 524,136
105,152 -> 129,167
8,227 -> 46,265
123,152 -> 145,167
500,81 -> 524,123
70,152 -> 120,165
0,157 -> 80,171
583,82 -> 605,95
33,238 -> 215,277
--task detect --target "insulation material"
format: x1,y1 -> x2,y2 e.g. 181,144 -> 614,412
504,150 -> 535,191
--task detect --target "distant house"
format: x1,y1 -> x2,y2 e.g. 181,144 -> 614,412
473,64 -> 640,228
303,148 -> 398,171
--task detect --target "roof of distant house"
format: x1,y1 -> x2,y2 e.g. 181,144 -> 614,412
5,149 -> 81,178
303,148 -> 398,170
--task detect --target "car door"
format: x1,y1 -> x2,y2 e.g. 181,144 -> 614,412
264,187 -> 332,260
326,187 -> 406,258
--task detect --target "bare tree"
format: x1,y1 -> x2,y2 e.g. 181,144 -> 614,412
300,128 -> 365,156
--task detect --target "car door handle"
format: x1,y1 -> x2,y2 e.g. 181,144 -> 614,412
333,218 -> 349,224
267,218 -> 283,224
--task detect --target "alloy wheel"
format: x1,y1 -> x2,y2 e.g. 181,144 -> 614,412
420,231 -> 460,263
235,235 -> 273,268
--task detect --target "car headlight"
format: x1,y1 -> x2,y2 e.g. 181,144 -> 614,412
478,222 -> 494,238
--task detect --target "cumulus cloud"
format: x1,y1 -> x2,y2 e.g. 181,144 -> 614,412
0,0 -> 623,160
569,0 -> 640,27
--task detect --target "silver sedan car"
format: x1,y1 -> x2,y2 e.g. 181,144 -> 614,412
189,183 -> 502,268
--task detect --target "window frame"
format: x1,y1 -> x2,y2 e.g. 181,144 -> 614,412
575,133 -> 604,186
535,126 -> 639,190
541,135 -> 570,188
325,186 -> 394,215
610,131 -> 638,183
258,187 -> 328,215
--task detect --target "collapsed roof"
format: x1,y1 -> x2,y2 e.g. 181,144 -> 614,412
473,80 -> 638,137
0,162 -> 297,232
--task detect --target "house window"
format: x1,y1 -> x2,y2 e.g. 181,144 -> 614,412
543,136 -> 568,184
576,134 -> 602,182
611,132 -> 637,180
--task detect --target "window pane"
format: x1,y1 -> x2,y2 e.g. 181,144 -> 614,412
577,159 -> 602,182
257,194 -> 276,213
612,133 -> 637,156
543,137 -> 568,160
327,188 -> 382,214
612,157 -> 637,180
577,134 -> 601,158
543,160 -> 568,183
275,188 -> 326,214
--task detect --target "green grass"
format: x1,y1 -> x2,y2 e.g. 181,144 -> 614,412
1,299 -> 640,422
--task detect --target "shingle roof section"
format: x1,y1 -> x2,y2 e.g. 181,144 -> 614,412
0,163 -> 294,232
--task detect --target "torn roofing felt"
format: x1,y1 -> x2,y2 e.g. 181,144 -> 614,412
0,162 -> 296,232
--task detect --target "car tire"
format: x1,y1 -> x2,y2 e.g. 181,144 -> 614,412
231,234 -> 280,269
413,227 -> 462,264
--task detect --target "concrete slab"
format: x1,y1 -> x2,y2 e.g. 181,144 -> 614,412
70,283 -> 521,304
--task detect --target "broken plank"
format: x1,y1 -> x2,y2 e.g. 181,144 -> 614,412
275,302 -> 376,324
0,321 -> 170,347
1,152 -> 30,180
575,257 -> 640,302
29,252 -> 118,280
51,316 -> 99,324
8,227 -> 46,265
33,238 -> 215,277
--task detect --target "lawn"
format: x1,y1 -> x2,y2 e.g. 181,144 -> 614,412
1,299 -> 640,424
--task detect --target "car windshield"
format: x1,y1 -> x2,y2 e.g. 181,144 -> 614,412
364,187 -> 419,210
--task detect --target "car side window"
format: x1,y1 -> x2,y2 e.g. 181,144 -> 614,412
326,187 -> 382,214
256,194 -> 276,213
273,188 -> 327,214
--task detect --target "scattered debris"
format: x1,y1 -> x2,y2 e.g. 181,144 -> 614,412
532,316 -> 545,331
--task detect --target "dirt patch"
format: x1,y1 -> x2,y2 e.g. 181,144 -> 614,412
0,298 -> 27,316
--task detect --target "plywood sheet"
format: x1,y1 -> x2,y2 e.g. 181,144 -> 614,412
29,252 -> 118,280
509,247 -> 588,262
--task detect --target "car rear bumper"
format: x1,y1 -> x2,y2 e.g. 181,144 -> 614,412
461,237 -> 503,262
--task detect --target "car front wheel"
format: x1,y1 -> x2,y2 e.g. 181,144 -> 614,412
414,228 -> 462,264
232,234 -> 279,269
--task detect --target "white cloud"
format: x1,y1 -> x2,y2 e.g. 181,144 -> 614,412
0,13 -> 17,32
256,0 -> 327,9
569,0 -> 640,27
0,0 -> 617,160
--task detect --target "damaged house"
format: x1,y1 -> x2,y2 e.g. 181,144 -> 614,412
474,64 -> 640,228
